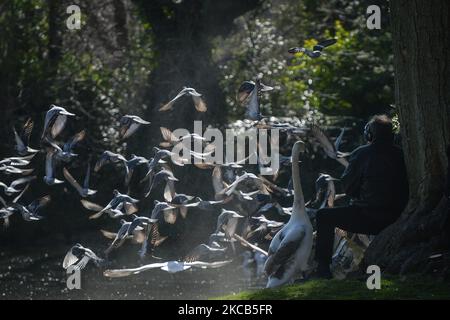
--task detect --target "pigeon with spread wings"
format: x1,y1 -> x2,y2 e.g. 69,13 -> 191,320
288,38 -> 337,58
63,244 -> 104,271
103,260 -> 231,277
88,189 -> 138,220
310,124 -> 349,167
159,127 -> 206,149
119,115 -> 150,140
13,118 -> 39,156
104,218 -> 144,256
159,87 -> 207,112
41,105 -> 75,140
94,150 -> 127,173
0,176 -> 36,196
236,80 -> 273,105
144,168 -> 178,200
63,163 -> 97,198
43,149 -> 64,185
0,184 -> 48,227
0,155 -> 35,167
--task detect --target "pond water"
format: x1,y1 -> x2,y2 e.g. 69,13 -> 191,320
0,243 -> 265,300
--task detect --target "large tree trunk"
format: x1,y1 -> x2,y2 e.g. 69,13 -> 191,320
130,0 -> 260,194
363,0 -> 450,274
125,0 -> 260,253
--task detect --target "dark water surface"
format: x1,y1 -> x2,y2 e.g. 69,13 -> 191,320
0,240 -> 264,300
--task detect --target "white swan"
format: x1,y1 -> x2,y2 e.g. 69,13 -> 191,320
264,141 -> 313,288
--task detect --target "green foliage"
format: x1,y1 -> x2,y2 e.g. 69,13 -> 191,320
213,0 -> 394,121
0,0 -> 49,113
215,276 -> 450,300
281,20 -> 394,117
0,0 -> 155,150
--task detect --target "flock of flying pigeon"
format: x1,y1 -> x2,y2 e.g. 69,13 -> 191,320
1,39 -> 371,289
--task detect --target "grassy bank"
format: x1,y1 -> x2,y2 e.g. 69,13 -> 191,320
215,276 -> 450,300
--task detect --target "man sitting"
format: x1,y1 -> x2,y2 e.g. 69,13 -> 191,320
315,115 -> 409,278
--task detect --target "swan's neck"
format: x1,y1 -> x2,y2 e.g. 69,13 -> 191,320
291,144 -> 307,220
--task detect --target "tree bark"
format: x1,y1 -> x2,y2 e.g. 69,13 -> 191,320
48,0 -> 63,78
130,0 -> 260,193
123,0 -> 261,254
363,0 -> 450,274
113,0 -> 129,49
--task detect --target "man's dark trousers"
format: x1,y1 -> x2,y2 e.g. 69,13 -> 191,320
315,205 -> 398,267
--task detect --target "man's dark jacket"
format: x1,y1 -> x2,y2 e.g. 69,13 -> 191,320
340,140 -> 409,219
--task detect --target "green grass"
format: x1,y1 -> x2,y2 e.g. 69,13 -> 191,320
215,276 -> 450,300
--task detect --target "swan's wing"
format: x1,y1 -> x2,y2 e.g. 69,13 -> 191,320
192,95 -> 207,112
63,168 -> 84,195
265,227 -> 305,276
103,262 -> 167,278
80,199 -> 104,212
